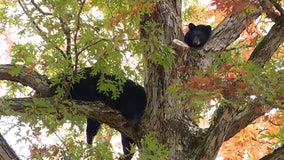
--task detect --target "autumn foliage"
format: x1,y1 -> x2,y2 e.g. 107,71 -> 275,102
179,62 -> 283,159
220,111 -> 281,159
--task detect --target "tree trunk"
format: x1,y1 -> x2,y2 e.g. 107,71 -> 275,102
139,0 -> 202,159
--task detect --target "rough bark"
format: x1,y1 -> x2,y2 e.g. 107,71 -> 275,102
0,134 -> 19,160
0,65 -> 53,97
260,145 -> 284,160
249,14 -> 284,66
139,0 -> 206,159
1,97 -> 137,140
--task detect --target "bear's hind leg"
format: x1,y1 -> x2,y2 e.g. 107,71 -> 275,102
86,118 -> 101,145
120,134 -> 135,160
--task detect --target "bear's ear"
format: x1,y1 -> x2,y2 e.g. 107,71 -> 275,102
205,25 -> 212,33
188,23 -> 196,30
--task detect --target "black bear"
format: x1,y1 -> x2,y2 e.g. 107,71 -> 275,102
70,68 -> 146,159
184,23 -> 212,48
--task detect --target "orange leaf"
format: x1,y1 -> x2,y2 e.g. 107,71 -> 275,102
28,64 -> 36,73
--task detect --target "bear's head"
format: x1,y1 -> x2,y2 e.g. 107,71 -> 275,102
184,23 -> 212,48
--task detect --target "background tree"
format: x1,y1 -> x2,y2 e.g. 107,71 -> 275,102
0,0 -> 284,160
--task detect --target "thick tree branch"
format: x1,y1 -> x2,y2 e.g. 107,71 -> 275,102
0,64 -> 53,97
260,145 -> 284,160
204,13 -> 260,52
224,107 -> 263,141
248,15 -> 284,66
196,104 -> 266,159
196,12 -> 260,71
1,97 -> 137,141
0,64 -> 138,140
0,134 -> 19,160
225,100 -> 284,141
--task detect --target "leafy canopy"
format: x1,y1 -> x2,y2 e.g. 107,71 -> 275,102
0,0 -> 172,159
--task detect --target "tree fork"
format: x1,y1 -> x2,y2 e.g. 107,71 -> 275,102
139,1 -> 264,159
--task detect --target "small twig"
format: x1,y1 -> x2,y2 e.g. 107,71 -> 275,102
31,0 -> 52,15
53,132 -> 70,151
17,0 -> 65,56
58,16 -> 71,60
268,119 -> 282,126
77,38 -> 108,55
74,0 -> 86,75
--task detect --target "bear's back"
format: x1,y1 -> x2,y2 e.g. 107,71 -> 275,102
70,70 -> 146,124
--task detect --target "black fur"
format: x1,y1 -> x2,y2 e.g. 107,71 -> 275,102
184,23 -> 212,48
70,68 -> 146,159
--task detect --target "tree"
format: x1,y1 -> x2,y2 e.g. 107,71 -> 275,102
0,0 -> 284,159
